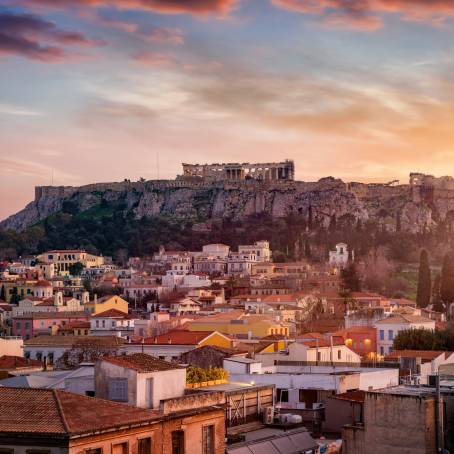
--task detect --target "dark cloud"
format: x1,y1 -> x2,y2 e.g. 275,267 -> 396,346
0,10 -> 100,61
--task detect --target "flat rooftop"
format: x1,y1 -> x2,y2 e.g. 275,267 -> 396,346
189,381 -> 274,393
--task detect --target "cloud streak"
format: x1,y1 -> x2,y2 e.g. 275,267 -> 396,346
272,0 -> 454,30
18,0 -> 238,16
0,10 -> 101,61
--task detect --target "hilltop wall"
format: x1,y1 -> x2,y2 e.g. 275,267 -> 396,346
3,176 -> 454,233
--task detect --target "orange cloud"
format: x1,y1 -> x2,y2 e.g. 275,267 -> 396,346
18,0 -> 238,16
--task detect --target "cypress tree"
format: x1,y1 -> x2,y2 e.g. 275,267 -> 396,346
416,249 -> 431,308
432,273 -> 443,312
441,252 -> 454,310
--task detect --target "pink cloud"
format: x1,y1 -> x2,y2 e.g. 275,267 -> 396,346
132,50 -> 173,66
272,0 -> 454,30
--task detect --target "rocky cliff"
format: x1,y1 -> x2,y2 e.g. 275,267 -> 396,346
3,177 -> 454,233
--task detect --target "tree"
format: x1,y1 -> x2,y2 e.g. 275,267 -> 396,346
341,263 -> 361,292
440,253 -> 454,309
0,285 -> 5,301
416,249 -> 431,308
432,273 -> 443,312
10,287 -> 20,305
393,328 -> 448,351
68,262 -> 84,276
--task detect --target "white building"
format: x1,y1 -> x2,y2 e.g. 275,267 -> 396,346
95,353 -> 186,409
169,298 -> 201,316
239,241 -> 271,262
223,359 -> 399,410
90,308 -> 137,338
227,252 -> 257,276
202,243 -> 230,259
329,243 -> 352,267
374,313 -> 436,356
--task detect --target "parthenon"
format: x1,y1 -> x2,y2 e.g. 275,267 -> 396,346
181,160 -> 295,182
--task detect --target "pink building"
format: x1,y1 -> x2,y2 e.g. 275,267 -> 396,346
12,311 -> 89,340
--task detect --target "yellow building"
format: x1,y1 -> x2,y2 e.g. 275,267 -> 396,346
1,280 -> 37,303
187,310 -> 290,338
36,249 -> 104,276
151,330 -> 232,349
84,295 -> 129,315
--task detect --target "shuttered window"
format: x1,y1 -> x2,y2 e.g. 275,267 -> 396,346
108,378 -> 128,402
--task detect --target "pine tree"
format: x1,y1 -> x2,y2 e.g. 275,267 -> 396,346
441,253 -> 454,310
416,249 -> 431,308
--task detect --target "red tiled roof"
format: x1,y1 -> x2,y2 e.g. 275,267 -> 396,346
141,330 -> 220,345
386,350 -> 448,361
0,387 -> 161,435
101,353 -> 184,372
91,309 -> 134,319
35,280 -> 52,287
0,355 -> 42,370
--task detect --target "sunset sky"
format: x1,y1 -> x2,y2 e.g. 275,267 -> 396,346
2,0 -> 454,220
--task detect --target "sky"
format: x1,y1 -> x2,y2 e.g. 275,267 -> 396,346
2,0 -> 454,220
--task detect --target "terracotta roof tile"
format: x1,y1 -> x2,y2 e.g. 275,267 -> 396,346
101,353 -> 184,372
0,387 -> 160,435
92,308 -> 135,319
25,335 -> 126,347
140,330 -> 223,345
0,355 -> 42,370
386,350 -> 449,361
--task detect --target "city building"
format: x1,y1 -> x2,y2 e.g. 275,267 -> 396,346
329,243 -> 352,267
84,294 -> 129,314
343,386 -> 454,454
90,308 -> 137,337
95,354 -> 186,409
36,249 -> 104,275
375,313 -> 435,356
0,386 -> 226,454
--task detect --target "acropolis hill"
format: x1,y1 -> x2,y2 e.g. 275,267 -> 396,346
2,161 -> 454,233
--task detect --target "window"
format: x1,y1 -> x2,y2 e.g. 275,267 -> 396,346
337,350 -> 342,360
276,388 -> 289,402
138,438 -> 152,454
388,330 -> 394,341
36,352 -> 43,361
112,442 -> 128,454
85,449 -> 102,454
48,352 -> 54,364
108,378 -> 128,402
379,330 -> 384,340
172,431 -> 184,454
202,425 -> 215,454
380,346 -> 384,355
16,322 -> 21,330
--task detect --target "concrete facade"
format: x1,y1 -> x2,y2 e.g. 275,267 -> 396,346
343,391 -> 438,454
95,359 -> 186,409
